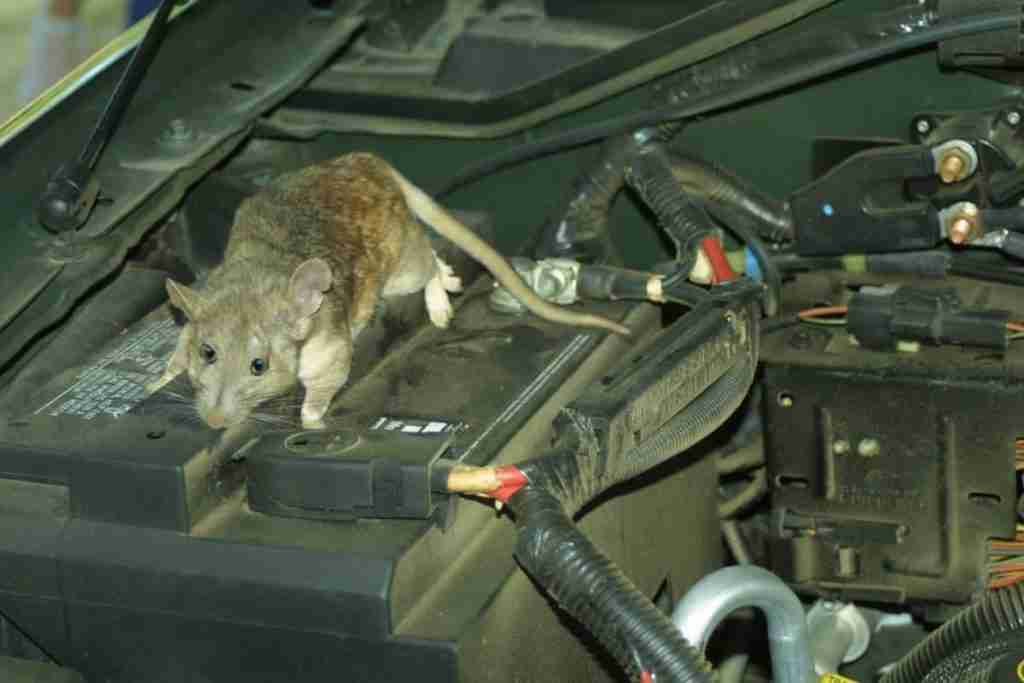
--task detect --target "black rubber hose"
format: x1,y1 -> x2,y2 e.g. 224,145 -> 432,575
660,154 -> 794,243
999,232 -> 1024,261
574,262 -> 713,307
950,262 -> 1024,288
510,486 -> 713,683
981,207 -> 1024,231
533,131 -> 654,263
505,303 -> 758,682
882,583 -> 1024,683
433,12 -> 1018,197
625,145 -> 714,276
576,264 -> 666,303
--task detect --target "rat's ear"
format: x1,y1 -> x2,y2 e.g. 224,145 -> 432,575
288,258 -> 332,321
165,279 -> 205,320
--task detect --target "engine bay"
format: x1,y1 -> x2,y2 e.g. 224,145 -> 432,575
1,1 -> 1024,682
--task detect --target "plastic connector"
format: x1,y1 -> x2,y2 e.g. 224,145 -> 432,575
848,285 -> 1009,351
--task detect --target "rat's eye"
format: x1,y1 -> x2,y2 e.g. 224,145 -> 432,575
199,343 -> 217,365
251,357 -> 269,376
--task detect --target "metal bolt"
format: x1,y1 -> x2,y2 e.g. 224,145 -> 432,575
947,202 -> 980,245
163,118 -> 193,144
822,203 -> 835,217
915,118 -> 931,135
778,394 -> 794,408
939,152 -> 966,184
1008,111 -> 1022,127
858,438 -> 881,458
833,440 -> 851,455
949,218 -> 973,245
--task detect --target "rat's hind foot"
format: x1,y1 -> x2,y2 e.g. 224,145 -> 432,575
425,271 -> 454,328
434,252 -> 462,293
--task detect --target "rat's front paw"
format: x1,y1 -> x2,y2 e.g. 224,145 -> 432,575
302,416 -> 327,430
301,405 -> 328,430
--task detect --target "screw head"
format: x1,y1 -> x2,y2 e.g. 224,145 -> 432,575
162,118 -> 193,144
822,203 -> 835,217
858,438 -> 881,458
788,330 -> 813,350
833,440 -> 851,455
1008,111 -> 1022,127
915,118 -> 931,135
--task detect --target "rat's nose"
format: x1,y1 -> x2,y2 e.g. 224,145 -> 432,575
206,410 -> 226,430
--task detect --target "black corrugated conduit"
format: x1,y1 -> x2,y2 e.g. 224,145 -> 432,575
505,299 -> 760,682
626,145 -> 782,315
882,583 -> 1024,683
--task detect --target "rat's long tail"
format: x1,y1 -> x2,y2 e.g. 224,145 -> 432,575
389,169 -> 631,336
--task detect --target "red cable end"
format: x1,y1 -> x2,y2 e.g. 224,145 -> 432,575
491,465 -> 528,503
640,672 -> 654,683
701,237 -> 737,284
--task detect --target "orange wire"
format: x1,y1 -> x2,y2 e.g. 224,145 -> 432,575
798,306 -> 849,320
991,574 -> 1024,589
794,312 -> 1024,333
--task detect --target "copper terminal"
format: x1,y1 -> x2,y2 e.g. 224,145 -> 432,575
949,218 -> 973,245
947,203 -> 980,245
938,152 -> 968,184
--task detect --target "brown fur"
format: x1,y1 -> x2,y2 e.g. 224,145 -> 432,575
159,152 -> 627,431
161,153 -> 438,430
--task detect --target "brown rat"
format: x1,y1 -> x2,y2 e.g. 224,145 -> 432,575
155,152 -> 629,430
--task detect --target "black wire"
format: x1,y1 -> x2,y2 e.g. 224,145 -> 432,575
433,12 -> 1017,197
950,262 -> 1024,287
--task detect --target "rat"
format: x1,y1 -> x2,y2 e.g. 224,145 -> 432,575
154,152 -> 630,431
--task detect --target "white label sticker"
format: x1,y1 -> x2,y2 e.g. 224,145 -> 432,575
34,317 -> 179,419
369,416 -> 465,437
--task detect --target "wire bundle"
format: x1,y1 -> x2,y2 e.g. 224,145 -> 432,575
797,306 -> 1024,341
988,526 -> 1024,589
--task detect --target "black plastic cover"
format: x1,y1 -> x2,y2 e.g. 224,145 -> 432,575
790,145 -> 941,256
248,427 -> 454,520
760,274 -> 1021,609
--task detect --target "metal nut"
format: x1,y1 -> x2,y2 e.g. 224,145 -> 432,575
932,140 -> 978,184
161,118 -> 193,145
915,118 -> 931,135
858,438 -> 881,458
1008,110 -> 1022,127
